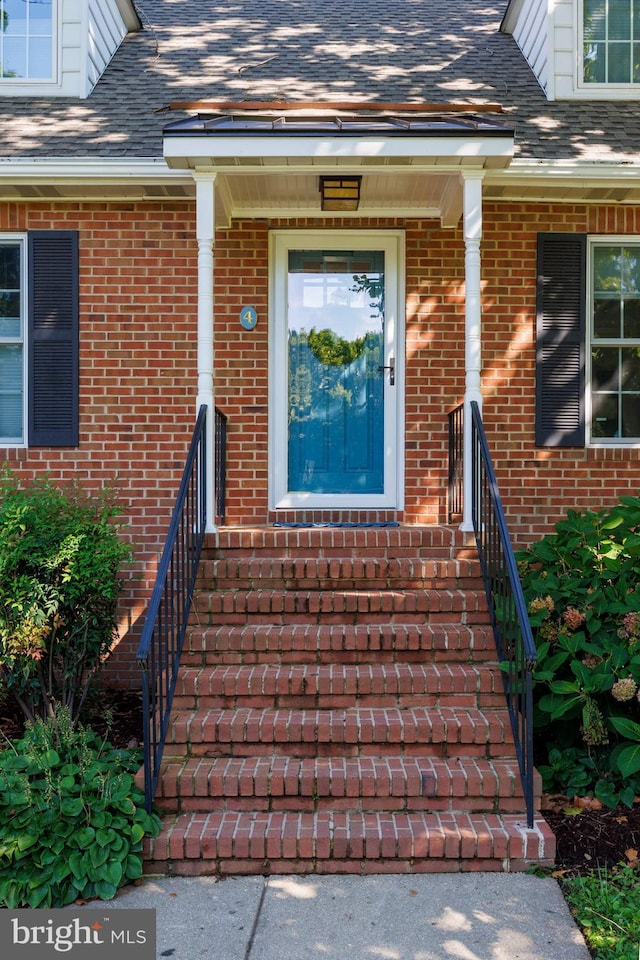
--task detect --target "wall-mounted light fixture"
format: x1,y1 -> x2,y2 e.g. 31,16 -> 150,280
319,176 -> 362,211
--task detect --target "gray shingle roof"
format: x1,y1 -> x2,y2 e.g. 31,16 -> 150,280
1,0 -> 639,163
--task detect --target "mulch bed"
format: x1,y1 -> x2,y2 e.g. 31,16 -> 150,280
543,796 -> 640,875
0,685 -> 143,751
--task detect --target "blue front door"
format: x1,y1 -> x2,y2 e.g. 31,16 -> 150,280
287,249 -> 385,495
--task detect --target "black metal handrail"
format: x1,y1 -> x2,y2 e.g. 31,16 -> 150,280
215,406 -> 227,523
469,400 -> 537,827
137,404 -> 207,812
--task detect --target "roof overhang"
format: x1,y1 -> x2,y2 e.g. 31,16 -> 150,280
0,158 -> 194,201
484,159 -> 640,205
162,107 -> 515,227
163,110 -> 516,171
2,151 -> 640,226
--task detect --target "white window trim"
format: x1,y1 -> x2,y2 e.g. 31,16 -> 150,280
0,233 -> 27,447
576,0 -> 640,97
586,234 -> 640,448
268,229 -> 405,511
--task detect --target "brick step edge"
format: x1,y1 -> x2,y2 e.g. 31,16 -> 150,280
167,707 -> 515,755
193,589 -> 489,618
182,623 -> 497,665
156,755 -> 529,808
171,663 -> 506,711
144,810 -> 555,873
198,557 -> 482,589
206,526 -> 475,557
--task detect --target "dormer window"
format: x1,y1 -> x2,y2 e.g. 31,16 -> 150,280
0,0 -> 53,80
583,0 -> 640,83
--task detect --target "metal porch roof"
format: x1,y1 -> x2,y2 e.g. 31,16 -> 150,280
163,113 -> 515,139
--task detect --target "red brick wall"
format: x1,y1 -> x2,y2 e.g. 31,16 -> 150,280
213,206 -> 640,539
0,202 -> 198,685
482,203 -> 640,544
5,200 -> 640,680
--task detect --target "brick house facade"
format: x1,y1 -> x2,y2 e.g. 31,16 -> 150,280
3,1 -> 640,870
3,198 -> 640,681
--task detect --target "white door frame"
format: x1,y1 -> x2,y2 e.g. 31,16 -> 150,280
269,229 -> 405,511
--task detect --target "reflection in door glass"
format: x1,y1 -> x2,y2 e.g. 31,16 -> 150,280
287,251 -> 385,494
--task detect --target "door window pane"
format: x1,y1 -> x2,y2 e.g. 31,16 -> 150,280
287,250 -> 385,494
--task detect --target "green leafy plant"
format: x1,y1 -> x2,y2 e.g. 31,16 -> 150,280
0,708 -> 160,908
0,473 -> 133,723
562,864 -> 640,960
517,496 -> 640,806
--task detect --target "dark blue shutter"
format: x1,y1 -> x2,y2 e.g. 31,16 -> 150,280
28,231 -> 79,447
536,233 -> 586,447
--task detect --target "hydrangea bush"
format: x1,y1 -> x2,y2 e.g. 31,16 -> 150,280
517,496 -> 640,807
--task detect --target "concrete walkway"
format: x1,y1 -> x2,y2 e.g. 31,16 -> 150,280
86,873 -> 591,960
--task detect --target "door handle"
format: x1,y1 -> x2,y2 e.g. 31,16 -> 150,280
377,356 -> 395,386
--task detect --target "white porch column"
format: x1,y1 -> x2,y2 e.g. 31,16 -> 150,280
460,172 -> 484,533
194,172 -> 217,533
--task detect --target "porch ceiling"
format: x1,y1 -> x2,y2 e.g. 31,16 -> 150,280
210,169 -> 469,227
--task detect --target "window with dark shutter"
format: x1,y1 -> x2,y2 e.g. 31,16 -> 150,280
536,233 -> 586,447
27,231 -> 79,447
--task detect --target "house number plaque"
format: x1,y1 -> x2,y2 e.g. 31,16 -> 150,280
240,306 -> 258,330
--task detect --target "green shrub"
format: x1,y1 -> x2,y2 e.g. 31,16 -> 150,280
0,473 -> 133,723
0,708 -> 160,908
517,496 -> 640,806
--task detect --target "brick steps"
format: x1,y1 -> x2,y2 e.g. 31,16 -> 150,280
166,706 -> 513,759
193,588 -> 490,625
199,556 -> 482,590
147,525 -> 554,875
205,525 -> 475,560
181,623 -> 497,666
172,663 -> 505,710
145,810 -> 554,875
156,756 -> 527,815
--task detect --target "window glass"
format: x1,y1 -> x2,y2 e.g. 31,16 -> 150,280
0,0 -> 53,80
0,243 -> 20,338
590,244 -> 640,441
0,345 -> 22,440
583,0 -> 640,83
0,241 -> 23,443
